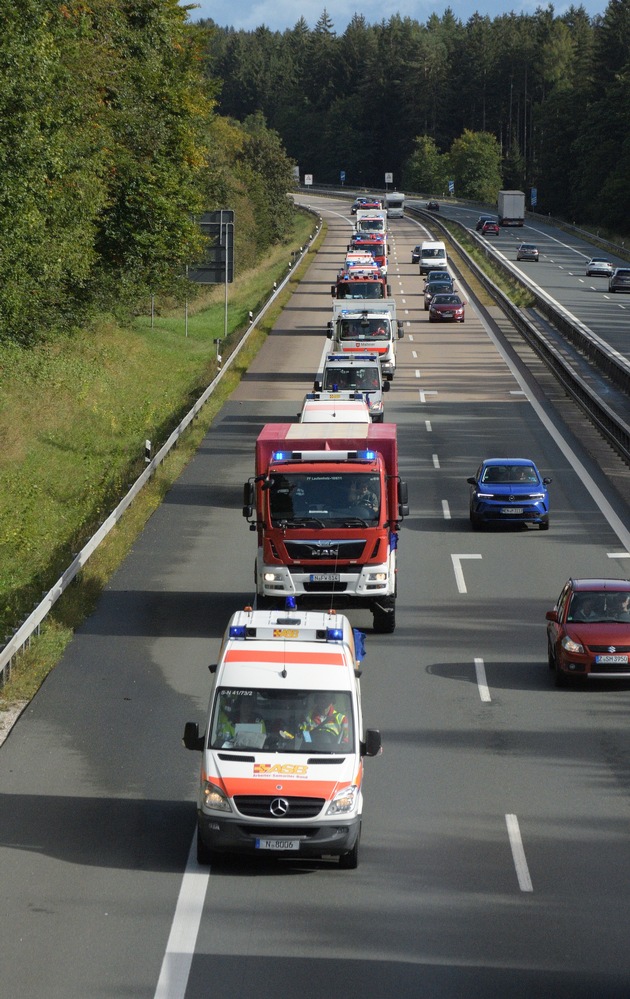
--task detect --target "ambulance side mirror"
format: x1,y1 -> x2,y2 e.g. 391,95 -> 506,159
363,729 -> 382,757
182,722 -> 205,752
382,380 -> 390,392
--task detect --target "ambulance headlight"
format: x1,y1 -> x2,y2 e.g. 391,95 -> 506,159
326,785 -> 358,815
202,781 -> 232,812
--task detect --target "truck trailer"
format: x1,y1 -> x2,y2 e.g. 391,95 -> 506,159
497,190 -> 525,226
242,423 -> 408,632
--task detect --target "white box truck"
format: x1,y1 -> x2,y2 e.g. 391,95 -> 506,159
497,190 -> 525,226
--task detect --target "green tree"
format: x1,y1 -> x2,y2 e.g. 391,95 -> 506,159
402,135 -> 447,193
448,129 -> 502,200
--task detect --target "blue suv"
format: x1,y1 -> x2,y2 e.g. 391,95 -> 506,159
467,458 -> 551,530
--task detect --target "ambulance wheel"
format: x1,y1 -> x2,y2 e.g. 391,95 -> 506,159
372,599 -> 395,634
197,830 -> 216,866
339,828 -> 360,869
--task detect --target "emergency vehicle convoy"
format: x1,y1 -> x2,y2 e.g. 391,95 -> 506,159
183,606 -> 382,868
184,196 -> 407,866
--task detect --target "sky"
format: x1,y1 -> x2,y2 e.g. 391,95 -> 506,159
185,0 -> 607,33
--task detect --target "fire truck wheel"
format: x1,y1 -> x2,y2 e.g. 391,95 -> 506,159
372,599 -> 396,633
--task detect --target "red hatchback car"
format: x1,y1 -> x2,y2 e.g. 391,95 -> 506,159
546,578 -> 630,686
481,220 -> 500,235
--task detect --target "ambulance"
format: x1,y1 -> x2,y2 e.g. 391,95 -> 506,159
183,605 -> 381,868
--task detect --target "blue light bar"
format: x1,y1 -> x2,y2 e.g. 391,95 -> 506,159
326,628 -> 344,641
285,596 -> 297,610
272,450 -> 292,461
357,449 -> 376,460
229,625 -> 248,638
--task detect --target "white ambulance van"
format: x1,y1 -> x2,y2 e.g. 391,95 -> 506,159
183,606 -> 381,868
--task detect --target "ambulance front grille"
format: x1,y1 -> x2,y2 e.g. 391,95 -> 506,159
234,796 -> 325,818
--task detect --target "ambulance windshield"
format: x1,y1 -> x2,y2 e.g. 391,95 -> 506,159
338,317 -> 389,340
210,688 -> 355,753
268,472 -> 380,525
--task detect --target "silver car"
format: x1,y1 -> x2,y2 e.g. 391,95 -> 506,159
586,257 -> 614,277
516,243 -> 539,262
609,267 -> 630,292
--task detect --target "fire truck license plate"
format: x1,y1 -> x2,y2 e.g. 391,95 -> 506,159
256,838 -> 299,851
310,573 -> 341,582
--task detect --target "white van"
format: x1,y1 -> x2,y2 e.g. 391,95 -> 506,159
419,240 -> 448,275
183,607 -> 382,868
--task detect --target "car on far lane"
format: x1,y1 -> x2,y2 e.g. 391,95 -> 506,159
585,257 -> 614,277
481,220 -> 500,236
426,201 -> 440,211
467,457 -> 551,530
411,244 -> 422,263
475,214 -> 495,231
424,279 -> 453,310
546,578 -> 630,686
609,267 -> 630,292
428,293 -> 465,323
516,243 -> 539,261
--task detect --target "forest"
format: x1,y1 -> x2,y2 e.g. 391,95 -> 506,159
0,0 -> 296,345
201,1 -> 630,232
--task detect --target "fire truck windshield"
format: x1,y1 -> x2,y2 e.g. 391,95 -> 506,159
269,472 -> 380,525
337,283 -> 384,299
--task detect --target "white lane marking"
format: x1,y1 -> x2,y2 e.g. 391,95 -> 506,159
153,835 -> 209,999
608,551 -> 630,558
442,499 -> 450,519
474,657 -> 491,702
509,390 -> 526,396
415,369 -> 421,378
475,308 -> 630,554
411,350 -> 418,358
505,814 -> 534,892
433,453 -> 440,468
451,554 -> 482,593
425,420 -> 432,431
419,390 -> 437,403
408,332 -> 414,340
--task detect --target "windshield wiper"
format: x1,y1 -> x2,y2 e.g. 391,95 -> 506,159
341,517 -> 369,527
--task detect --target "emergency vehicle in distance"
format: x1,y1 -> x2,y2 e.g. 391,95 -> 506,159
183,605 -> 382,868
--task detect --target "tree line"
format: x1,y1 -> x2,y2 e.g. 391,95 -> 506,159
201,1 -> 630,231
0,0 -> 296,345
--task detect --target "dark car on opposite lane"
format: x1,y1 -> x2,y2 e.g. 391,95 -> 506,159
609,267 -> 630,292
475,214 -> 494,231
467,458 -> 551,530
546,579 -> 630,686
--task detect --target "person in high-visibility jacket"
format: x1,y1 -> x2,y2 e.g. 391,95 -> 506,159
300,693 -> 349,744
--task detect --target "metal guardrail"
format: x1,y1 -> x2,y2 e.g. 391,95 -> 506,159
0,220 -> 322,688
406,203 -> 630,463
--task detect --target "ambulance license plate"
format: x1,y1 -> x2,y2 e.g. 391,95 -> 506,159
256,838 -> 299,851
310,573 -> 340,582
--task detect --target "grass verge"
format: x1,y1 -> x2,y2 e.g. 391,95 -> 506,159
0,210 -> 326,709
